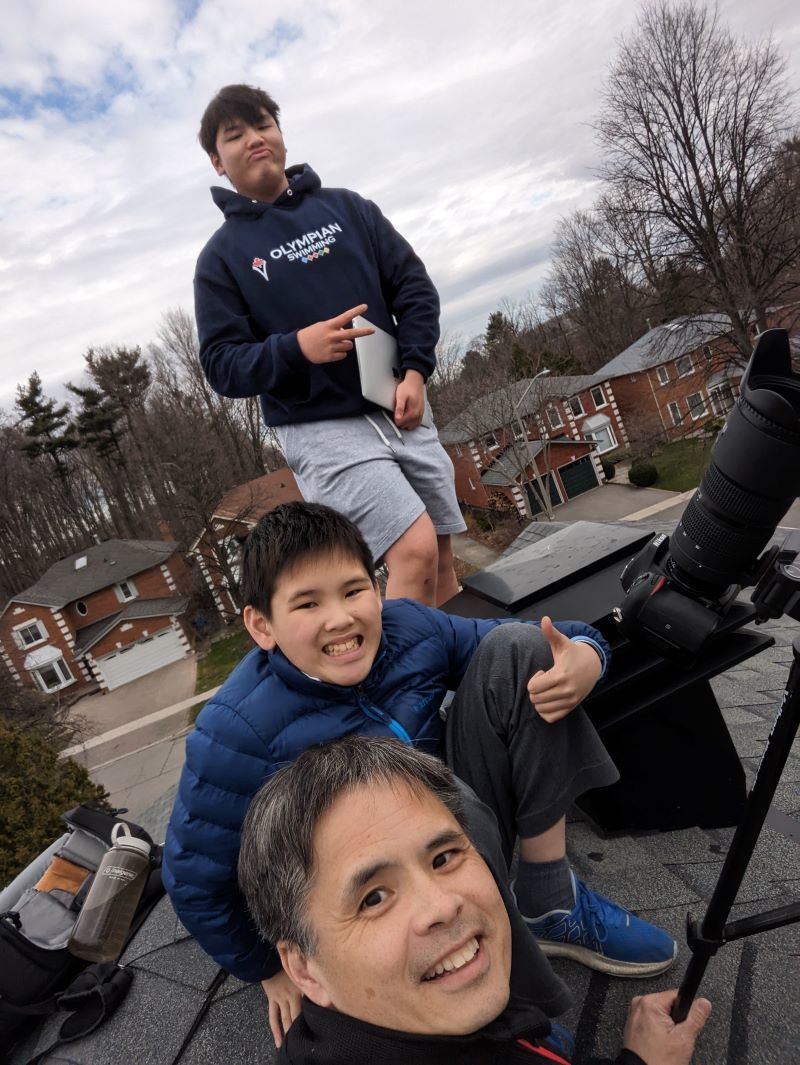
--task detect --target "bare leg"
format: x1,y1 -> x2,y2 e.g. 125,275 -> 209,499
519,816 -> 566,863
383,512 -> 439,605
435,534 -> 460,606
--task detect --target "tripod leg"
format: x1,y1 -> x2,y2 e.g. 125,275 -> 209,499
672,635 -> 800,1022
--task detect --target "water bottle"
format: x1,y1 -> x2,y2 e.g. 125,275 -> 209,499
68,823 -> 151,963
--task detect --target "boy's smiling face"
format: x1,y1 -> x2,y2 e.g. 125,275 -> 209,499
245,552 -> 383,686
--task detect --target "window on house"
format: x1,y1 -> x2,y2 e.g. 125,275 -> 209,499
708,384 -> 735,416
568,396 -> 584,417
115,579 -> 137,603
12,619 -> 48,649
703,344 -> 713,360
546,407 -> 563,430
30,657 -> 74,693
656,366 -> 669,385
676,355 -> 693,377
590,386 -> 607,408
76,601 -> 88,617
484,432 -> 498,450
586,426 -> 618,453
687,392 -> 707,420
668,401 -> 682,426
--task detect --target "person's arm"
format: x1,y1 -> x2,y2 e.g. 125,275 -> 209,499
194,251 -> 309,400
162,702 -> 280,982
359,198 -> 440,383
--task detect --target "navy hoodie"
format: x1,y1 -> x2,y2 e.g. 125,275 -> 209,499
194,164 -> 440,426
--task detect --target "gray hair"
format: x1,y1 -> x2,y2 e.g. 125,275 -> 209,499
238,736 -> 467,954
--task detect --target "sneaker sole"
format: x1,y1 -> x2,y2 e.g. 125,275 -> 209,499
536,939 -> 677,978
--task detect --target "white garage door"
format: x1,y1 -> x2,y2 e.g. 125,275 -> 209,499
97,627 -> 186,691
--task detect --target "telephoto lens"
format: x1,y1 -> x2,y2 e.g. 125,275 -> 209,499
669,329 -> 800,599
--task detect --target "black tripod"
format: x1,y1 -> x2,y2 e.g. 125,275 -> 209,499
672,633 -> 800,1021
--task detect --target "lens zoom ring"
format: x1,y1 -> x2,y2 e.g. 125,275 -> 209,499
699,463 -> 788,525
677,499 -> 770,560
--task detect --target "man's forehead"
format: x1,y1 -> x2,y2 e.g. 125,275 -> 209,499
312,781 -> 461,877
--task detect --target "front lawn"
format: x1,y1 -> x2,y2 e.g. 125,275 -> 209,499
195,625 -> 255,692
650,437 -> 714,492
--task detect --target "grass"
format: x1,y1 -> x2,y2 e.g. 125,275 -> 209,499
650,437 -> 714,492
190,625 -> 255,723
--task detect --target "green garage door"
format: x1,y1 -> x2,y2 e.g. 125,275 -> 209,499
558,456 -> 599,499
525,473 -> 562,516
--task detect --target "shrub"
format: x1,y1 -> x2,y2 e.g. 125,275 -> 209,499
628,462 -> 658,487
601,458 -> 616,481
0,721 -> 109,884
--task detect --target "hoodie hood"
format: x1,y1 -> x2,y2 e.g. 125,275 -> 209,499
210,163 -> 321,218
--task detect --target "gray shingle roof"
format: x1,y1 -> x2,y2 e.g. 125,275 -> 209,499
72,596 -> 189,656
440,374 -> 606,445
4,540 -> 179,611
594,313 -> 733,378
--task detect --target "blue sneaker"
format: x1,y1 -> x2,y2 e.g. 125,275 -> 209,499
518,872 -> 677,978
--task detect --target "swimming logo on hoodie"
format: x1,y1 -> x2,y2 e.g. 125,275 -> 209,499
267,222 -> 343,264
251,257 -> 269,282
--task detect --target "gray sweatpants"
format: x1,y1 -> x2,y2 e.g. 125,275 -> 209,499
445,623 -> 619,867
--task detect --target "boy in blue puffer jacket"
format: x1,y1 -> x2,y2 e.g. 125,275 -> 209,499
163,503 -> 676,1048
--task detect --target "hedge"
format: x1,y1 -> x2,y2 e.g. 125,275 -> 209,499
0,721 -> 109,884
628,462 -> 658,487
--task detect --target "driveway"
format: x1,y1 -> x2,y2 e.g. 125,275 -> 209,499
551,482 -> 686,523
68,656 -> 198,739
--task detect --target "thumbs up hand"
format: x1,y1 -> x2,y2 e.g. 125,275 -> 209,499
527,616 -> 603,723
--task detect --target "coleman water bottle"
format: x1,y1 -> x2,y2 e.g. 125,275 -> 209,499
68,822 -> 151,963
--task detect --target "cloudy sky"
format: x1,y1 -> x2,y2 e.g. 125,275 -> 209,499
1,0 -> 798,409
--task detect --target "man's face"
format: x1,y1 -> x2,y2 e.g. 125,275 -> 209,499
246,552 -> 383,686
282,782 -> 513,1036
210,107 -> 288,202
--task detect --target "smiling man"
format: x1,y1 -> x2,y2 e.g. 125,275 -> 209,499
239,736 -> 711,1065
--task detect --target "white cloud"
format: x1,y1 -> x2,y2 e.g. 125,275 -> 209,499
1,0 -> 797,405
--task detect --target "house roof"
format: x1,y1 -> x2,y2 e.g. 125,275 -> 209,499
440,375 -> 606,445
4,541 -> 180,612
72,596 -> 189,656
594,313 -> 733,378
213,468 -> 302,523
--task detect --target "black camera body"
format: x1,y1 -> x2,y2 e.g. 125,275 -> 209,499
615,328 -> 800,662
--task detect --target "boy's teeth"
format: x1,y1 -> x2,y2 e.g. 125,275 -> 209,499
324,637 -> 359,656
423,937 -> 479,981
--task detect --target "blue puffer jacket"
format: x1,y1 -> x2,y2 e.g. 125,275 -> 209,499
163,600 -> 609,981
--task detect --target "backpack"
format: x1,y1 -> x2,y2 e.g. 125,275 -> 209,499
0,805 -> 164,1064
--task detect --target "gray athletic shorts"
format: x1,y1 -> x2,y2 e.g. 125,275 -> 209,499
276,412 -> 467,560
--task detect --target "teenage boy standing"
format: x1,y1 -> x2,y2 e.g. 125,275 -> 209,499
194,84 -> 466,606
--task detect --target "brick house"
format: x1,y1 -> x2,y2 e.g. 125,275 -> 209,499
440,375 -> 629,517
190,468 -> 302,618
0,541 -> 191,695
590,313 -> 752,444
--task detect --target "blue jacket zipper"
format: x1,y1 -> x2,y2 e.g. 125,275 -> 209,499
356,689 -> 412,744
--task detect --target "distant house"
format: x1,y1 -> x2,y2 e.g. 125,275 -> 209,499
0,541 -> 191,695
592,313 -> 750,441
190,468 -> 303,618
440,375 -> 628,517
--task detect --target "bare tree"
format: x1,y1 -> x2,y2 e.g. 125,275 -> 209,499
596,0 -> 799,357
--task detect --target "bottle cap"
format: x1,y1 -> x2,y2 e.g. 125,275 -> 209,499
111,821 -> 151,857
